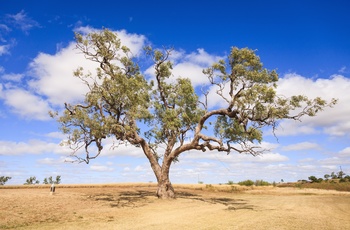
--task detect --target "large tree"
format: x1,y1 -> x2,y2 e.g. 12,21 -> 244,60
52,29 -> 336,199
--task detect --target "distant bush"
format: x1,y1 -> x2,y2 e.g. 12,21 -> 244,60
0,176 -> 11,185
205,184 -> 215,191
254,180 -> 270,186
278,181 -> 350,192
227,180 -> 234,185
238,180 -> 254,186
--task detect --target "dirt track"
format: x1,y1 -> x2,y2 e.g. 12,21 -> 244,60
1,184 -> 350,229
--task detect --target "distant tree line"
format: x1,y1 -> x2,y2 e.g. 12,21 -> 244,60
307,169 -> 350,183
0,175 -> 61,185
25,175 -> 61,185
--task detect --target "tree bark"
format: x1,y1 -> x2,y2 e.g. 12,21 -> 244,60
156,175 -> 175,199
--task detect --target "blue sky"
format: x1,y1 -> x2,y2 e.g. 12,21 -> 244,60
1,0 -> 350,185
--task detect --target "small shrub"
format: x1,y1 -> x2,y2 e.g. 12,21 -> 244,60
227,180 -> 234,185
206,184 -> 213,188
254,180 -> 270,186
238,180 -> 254,186
205,184 -> 215,191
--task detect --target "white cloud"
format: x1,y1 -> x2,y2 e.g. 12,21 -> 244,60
2,88 -> 51,120
145,48 -> 223,87
183,148 -> 288,164
281,142 -> 321,151
197,72 -> 350,138
27,27 -> 146,107
2,73 -> 24,82
191,49 -> 221,64
37,157 -> 63,165
0,45 -> 10,56
6,10 -> 40,34
272,74 -> 350,137
0,84 -> 3,98
339,147 -> 350,157
45,132 -> 68,139
74,26 -> 146,56
28,42 -> 92,105
272,120 -> 318,136
249,153 -> 289,163
90,164 -> 114,172
101,138 -> 144,157
0,27 -> 147,120
0,139 -> 70,156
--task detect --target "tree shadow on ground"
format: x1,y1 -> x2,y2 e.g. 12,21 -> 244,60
89,190 -> 254,211
176,191 -> 254,210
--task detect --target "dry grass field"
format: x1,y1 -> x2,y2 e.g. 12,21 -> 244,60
1,183 -> 350,229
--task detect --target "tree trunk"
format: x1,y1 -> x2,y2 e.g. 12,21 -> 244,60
157,178 -> 175,199
156,169 -> 175,199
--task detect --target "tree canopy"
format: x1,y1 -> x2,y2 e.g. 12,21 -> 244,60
52,29 -> 336,198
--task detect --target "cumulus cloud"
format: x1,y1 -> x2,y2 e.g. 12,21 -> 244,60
28,27 -> 146,106
2,73 -> 24,82
28,42 -> 93,105
0,139 -> 70,156
145,48 -> 224,87
0,27 -> 147,120
183,147 -> 289,164
195,71 -> 350,138
2,88 -> 52,120
339,147 -> 350,157
99,137 -> 144,157
273,73 -> 350,137
74,26 -> 146,56
37,157 -> 62,165
90,164 -> 114,172
281,142 -> 321,151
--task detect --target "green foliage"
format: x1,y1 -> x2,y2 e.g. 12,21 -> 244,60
24,176 -> 39,185
280,181 -> 350,192
308,176 -> 318,183
55,175 -> 61,184
238,180 -> 254,186
308,170 -> 349,183
237,179 -> 270,186
227,180 -> 234,185
324,174 -> 330,180
43,175 -> 61,184
254,180 -> 270,186
0,176 -> 11,185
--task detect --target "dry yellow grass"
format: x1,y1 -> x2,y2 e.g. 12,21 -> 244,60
1,183 -> 350,229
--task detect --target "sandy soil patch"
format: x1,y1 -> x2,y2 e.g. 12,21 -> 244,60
1,183 -> 350,229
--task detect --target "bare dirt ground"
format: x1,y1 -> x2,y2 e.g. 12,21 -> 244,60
1,183 -> 350,230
